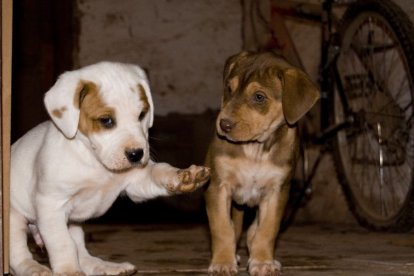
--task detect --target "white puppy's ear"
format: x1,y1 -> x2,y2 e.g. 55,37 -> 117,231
44,71 -> 84,138
139,80 -> 154,128
133,66 -> 154,128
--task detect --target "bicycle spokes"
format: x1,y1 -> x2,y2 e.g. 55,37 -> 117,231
333,0 -> 414,231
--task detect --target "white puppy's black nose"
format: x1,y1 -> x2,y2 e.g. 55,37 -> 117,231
125,148 -> 144,164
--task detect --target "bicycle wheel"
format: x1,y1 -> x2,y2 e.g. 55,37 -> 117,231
332,0 -> 414,231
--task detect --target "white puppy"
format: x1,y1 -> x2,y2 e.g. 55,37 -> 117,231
10,61 -> 210,276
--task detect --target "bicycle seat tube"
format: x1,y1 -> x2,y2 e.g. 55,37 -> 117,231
320,0 -> 335,130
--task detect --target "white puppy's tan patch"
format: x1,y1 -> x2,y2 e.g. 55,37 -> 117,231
10,61 -> 210,276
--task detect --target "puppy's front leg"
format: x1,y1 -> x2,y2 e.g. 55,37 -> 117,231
36,194 -> 85,276
247,184 -> 289,276
205,181 -> 238,276
126,161 -> 210,202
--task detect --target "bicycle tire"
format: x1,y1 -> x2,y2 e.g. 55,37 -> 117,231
332,0 -> 414,232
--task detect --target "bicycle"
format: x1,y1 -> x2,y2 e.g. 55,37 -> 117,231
249,0 -> 414,232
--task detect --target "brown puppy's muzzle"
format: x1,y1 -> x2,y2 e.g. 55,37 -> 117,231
219,118 -> 235,133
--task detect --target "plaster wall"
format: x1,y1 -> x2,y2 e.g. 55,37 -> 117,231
77,0 -> 242,116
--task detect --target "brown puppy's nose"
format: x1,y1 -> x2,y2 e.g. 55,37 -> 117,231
219,119 -> 235,133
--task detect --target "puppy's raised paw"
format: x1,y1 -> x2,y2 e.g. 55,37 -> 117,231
248,259 -> 282,276
167,165 -> 210,193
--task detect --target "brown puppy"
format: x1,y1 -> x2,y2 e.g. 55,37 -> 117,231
205,51 -> 320,276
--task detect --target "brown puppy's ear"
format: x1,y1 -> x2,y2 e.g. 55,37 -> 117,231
223,51 -> 250,81
281,68 -> 320,125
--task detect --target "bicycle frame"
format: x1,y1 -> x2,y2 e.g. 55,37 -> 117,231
269,0 -> 355,143
268,0 -> 357,212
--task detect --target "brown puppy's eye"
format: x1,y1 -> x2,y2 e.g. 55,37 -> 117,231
138,111 -> 146,121
98,117 -> 115,129
253,91 -> 266,103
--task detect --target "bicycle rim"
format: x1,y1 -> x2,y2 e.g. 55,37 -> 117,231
333,1 -> 414,231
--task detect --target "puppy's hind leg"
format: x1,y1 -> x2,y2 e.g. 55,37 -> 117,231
10,207 -> 52,276
69,224 -> 136,276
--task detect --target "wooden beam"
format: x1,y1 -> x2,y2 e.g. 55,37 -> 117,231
2,0 -> 13,273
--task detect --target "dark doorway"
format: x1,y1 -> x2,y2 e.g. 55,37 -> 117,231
12,0 -> 77,142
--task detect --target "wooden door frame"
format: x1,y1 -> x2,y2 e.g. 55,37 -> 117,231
2,0 -> 12,273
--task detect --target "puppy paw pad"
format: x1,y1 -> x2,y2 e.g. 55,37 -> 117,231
54,272 -> 86,276
208,263 -> 238,276
18,260 -> 52,276
175,165 -> 210,193
248,259 -> 282,276
82,258 -> 136,276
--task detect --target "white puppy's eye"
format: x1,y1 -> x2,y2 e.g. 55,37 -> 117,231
138,111 -> 146,121
98,117 -> 116,129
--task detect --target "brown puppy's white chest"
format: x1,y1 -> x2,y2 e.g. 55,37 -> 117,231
216,155 -> 287,207
213,126 -> 295,207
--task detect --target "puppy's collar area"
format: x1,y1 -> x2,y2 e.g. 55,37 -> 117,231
217,120 -> 288,146
217,131 -> 266,146
217,132 -> 258,145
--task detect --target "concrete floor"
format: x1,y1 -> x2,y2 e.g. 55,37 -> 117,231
33,222 -> 413,276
